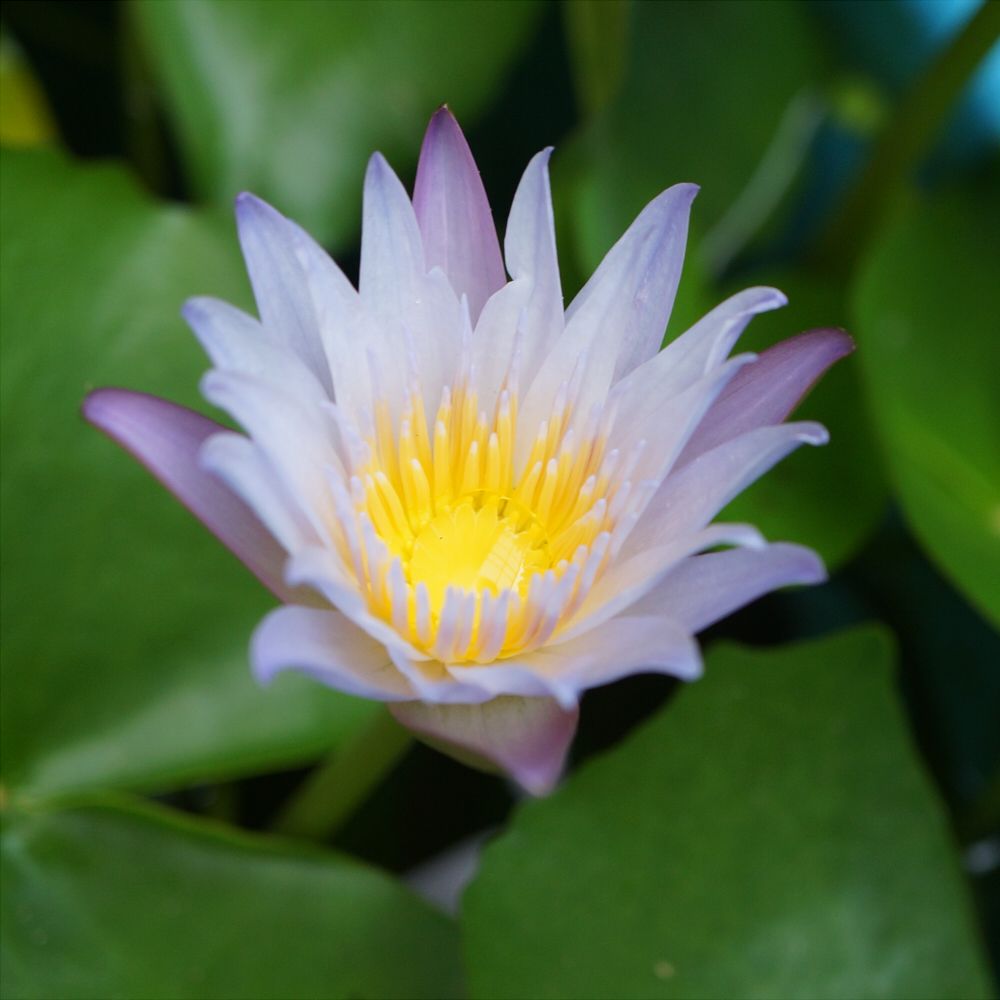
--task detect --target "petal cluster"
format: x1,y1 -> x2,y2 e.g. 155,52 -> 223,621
84,109 -> 852,793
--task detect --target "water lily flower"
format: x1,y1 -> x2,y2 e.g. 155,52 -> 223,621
84,109 -> 852,794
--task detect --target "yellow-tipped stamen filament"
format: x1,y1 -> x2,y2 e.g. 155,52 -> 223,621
337,362 -> 638,663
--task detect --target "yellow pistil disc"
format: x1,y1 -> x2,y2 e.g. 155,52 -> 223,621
408,493 -> 550,612
340,378 -> 620,662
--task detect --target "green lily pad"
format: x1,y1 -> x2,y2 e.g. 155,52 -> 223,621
0,147 -> 373,803
561,0 -> 826,279
464,626 -> 990,999
134,0 -> 541,247
2,796 -> 463,999
854,177 -> 1000,628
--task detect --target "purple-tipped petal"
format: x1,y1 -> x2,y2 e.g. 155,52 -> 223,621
252,605 -> 413,700
678,328 -> 854,465
413,107 -> 505,322
629,543 -> 827,632
390,696 -> 579,795
82,388 -> 291,600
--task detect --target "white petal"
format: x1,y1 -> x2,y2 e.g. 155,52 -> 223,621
200,370 -> 342,545
565,182 -> 698,380
360,152 -> 427,317
611,286 -> 787,438
629,543 -> 827,632
469,277 -> 532,414
614,353 -> 757,486
451,615 -> 702,708
360,152 -> 463,418
558,522 -> 766,643
285,547 -> 433,667
252,605 -> 414,700
390,696 -> 578,795
235,193 -> 334,396
517,184 -> 697,462
289,220 -> 375,427
502,148 -> 563,376
620,421 -> 828,559
183,296 -> 328,405
390,647 -> 494,705
200,431 -> 313,556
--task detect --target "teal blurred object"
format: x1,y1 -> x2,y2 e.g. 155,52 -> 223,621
815,0 -> 1000,165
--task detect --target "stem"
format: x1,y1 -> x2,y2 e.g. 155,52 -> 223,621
271,709 -> 413,841
814,0 -> 1000,268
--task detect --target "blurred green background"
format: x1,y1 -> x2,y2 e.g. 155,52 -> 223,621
1,1 -> 998,997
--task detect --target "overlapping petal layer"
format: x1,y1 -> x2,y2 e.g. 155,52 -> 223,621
85,108 -> 850,793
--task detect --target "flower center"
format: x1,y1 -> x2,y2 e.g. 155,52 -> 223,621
329,376 -> 635,663
407,492 -> 550,612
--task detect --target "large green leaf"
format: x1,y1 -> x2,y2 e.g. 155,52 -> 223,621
1,797 -> 463,999
134,0 -> 540,247
854,178 -> 1000,628
561,0 -> 826,279
463,626 -> 991,999
0,148 -> 373,803
720,267 -> 887,569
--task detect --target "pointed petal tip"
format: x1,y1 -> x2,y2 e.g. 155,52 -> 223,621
234,190 -> 267,216
806,326 -> 856,359
774,543 -> 828,587
757,286 -> 788,309
81,385 -> 106,421
414,104 -> 504,318
426,103 -> 463,135
790,546 -> 828,586
644,181 -> 700,216
234,191 -> 290,234
82,386 -> 162,434
742,525 -> 768,550
796,420 -> 830,446
666,181 -> 700,208
365,150 -> 392,179
81,385 -> 124,429
250,651 -> 279,686
180,295 -> 212,326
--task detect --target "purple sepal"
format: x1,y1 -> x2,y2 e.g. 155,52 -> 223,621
82,388 -> 292,601
390,695 -> 579,795
679,328 -> 854,465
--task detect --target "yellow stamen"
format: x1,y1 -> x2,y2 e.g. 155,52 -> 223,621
343,382 -> 623,662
